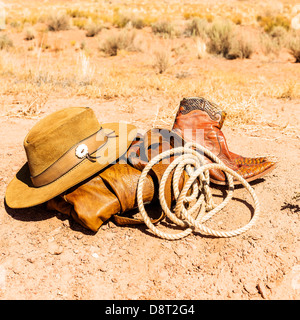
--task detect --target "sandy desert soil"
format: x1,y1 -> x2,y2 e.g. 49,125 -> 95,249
0,92 -> 299,300
0,0 -> 299,301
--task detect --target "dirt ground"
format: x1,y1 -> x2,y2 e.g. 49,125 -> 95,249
0,91 -> 299,300
0,0 -> 299,300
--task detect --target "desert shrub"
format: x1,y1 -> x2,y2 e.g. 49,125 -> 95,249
230,14 -> 242,25
0,34 -> 13,50
112,11 -> 147,29
118,30 -> 137,50
259,33 -> 280,56
66,8 -> 86,18
183,12 -> 214,22
47,12 -> 70,31
131,17 -> 146,29
228,33 -> 253,59
286,33 -> 300,63
183,12 -> 203,20
269,25 -> 287,39
24,28 -> 35,41
113,11 -> 130,28
21,13 -> 40,26
269,25 -> 288,46
185,17 -> 209,39
151,20 -> 174,37
257,14 -> 290,33
277,81 -> 296,99
73,18 -> 88,29
153,49 -> 171,73
100,35 -> 118,56
99,30 -> 137,56
207,19 -> 233,57
85,23 -> 102,37
66,9 -> 97,20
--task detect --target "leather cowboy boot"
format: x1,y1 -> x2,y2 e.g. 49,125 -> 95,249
172,97 -> 276,185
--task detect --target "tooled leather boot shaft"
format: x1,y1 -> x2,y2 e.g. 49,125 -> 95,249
176,97 -> 226,126
172,97 -> 237,169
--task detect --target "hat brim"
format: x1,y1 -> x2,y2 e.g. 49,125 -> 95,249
5,123 -> 137,209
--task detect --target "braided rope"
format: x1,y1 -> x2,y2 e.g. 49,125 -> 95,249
136,142 -> 260,240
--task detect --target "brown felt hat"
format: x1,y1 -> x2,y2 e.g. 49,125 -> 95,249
5,107 -> 137,208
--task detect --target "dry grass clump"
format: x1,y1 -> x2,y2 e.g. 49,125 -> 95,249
230,14 -> 243,25
24,28 -> 35,41
76,51 -> 95,85
259,33 -> 280,56
185,17 -> 209,39
111,10 -> 148,29
153,49 -> 171,74
205,20 -> 254,59
47,12 -> 70,31
72,18 -> 88,30
85,23 -> 102,37
269,26 -> 287,40
99,30 -> 138,56
268,25 -> 288,47
113,11 -> 131,28
266,81 -> 298,99
206,19 -> 233,57
183,12 -> 214,23
0,34 -> 13,50
131,17 -> 147,29
151,20 -> 175,37
66,8 -> 90,19
286,32 -> 300,63
227,32 -> 254,59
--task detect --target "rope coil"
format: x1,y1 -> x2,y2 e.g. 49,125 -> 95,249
136,142 -> 260,240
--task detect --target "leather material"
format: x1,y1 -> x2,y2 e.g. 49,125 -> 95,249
99,163 -> 154,212
47,129 -> 188,232
172,97 -> 276,183
46,160 -> 173,232
229,151 -> 267,166
47,163 -> 162,231
47,175 -> 121,232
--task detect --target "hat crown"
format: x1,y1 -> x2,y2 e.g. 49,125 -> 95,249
24,107 -> 101,177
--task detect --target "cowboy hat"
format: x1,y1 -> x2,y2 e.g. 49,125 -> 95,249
5,107 -> 137,208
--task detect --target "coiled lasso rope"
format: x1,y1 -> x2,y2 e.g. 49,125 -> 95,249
136,142 -> 260,240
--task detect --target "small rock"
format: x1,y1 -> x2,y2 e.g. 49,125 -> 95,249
12,263 -> 23,274
91,253 -> 99,259
26,257 -> 35,264
108,221 -> 117,228
48,243 -> 63,255
62,219 -> 70,228
244,282 -> 258,295
257,280 -> 268,299
99,265 -> 108,272
174,244 -> 186,257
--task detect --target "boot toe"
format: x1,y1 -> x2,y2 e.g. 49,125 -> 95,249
236,161 -> 277,182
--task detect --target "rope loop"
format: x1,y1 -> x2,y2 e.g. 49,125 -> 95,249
136,142 -> 260,240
